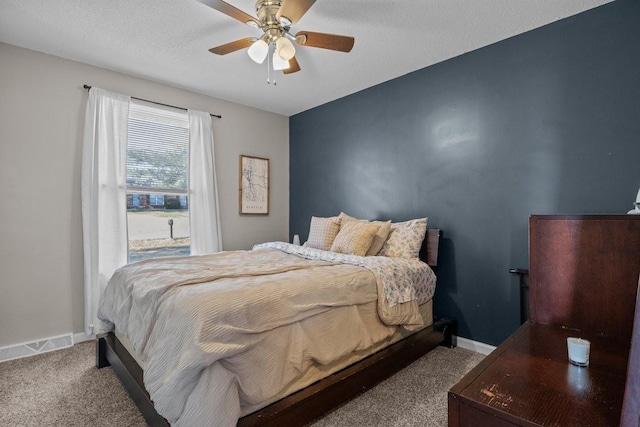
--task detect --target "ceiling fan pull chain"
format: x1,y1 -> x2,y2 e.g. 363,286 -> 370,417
266,49 -> 271,84
269,42 -> 277,86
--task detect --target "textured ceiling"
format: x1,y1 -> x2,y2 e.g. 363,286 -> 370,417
0,0 -> 611,116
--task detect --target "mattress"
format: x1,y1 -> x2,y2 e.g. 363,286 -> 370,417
99,245 -> 436,426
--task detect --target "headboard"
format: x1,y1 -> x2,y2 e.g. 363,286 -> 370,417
420,229 -> 442,267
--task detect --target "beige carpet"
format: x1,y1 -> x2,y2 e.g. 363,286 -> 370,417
0,341 -> 484,426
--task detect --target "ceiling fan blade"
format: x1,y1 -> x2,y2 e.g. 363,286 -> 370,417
276,0 -> 316,24
204,0 -> 260,26
295,31 -> 354,53
209,38 -> 255,55
283,56 -> 301,74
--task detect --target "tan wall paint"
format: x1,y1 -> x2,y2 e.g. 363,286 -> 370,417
0,42 -> 289,348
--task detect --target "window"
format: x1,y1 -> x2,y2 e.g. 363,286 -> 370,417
149,194 -> 165,206
126,100 -> 190,263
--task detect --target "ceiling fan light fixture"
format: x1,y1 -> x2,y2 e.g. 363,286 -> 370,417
205,0 -> 354,77
275,36 -> 296,60
247,39 -> 269,64
272,51 -> 289,70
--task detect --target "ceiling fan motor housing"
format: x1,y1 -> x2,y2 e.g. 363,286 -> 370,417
255,0 -> 287,42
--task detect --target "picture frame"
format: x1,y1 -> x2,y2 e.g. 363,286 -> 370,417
239,155 -> 270,215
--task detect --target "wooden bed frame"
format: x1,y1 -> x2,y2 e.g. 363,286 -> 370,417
96,229 -> 453,426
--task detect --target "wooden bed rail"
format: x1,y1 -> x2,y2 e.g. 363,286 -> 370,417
96,333 -> 169,426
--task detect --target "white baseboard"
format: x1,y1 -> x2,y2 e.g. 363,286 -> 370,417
2,331 -> 493,362
0,333 -> 74,363
455,335 -> 496,355
73,332 -> 95,344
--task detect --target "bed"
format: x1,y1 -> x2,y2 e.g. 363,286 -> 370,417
96,220 -> 451,426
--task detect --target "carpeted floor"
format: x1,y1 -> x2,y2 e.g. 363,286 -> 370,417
0,341 -> 484,426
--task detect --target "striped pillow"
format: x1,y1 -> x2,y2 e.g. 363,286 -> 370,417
306,216 -> 341,251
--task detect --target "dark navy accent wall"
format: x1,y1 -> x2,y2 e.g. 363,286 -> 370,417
289,0 -> 640,346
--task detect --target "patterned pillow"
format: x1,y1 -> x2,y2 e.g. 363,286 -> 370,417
305,216 -> 341,251
378,218 -> 428,259
338,212 -> 392,256
330,221 -> 381,256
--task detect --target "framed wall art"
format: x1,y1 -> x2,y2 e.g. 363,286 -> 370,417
239,155 -> 270,215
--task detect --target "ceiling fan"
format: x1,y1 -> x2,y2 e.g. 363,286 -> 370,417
205,0 -> 355,75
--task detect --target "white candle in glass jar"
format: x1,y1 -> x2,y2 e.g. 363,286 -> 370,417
567,337 -> 590,367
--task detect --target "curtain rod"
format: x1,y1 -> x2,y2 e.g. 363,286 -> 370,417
83,85 -> 221,119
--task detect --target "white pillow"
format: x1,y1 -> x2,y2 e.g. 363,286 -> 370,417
378,218 -> 427,259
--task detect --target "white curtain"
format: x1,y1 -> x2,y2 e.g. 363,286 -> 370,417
188,109 -> 222,254
81,88 -> 130,336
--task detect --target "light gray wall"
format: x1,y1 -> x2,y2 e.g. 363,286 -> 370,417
0,42 -> 289,348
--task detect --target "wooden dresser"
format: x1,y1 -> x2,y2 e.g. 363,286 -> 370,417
449,215 -> 640,427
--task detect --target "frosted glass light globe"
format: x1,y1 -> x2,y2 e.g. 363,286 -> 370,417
276,37 -> 296,61
272,51 -> 289,70
247,39 -> 268,64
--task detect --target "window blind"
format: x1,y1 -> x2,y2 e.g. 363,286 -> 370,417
127,100 -> 189,193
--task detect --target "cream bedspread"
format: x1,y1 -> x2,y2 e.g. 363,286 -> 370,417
98,245 -> 436,426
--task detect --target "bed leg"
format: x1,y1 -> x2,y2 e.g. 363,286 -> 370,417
435,318 -> 457,349
96,333 -> 111,368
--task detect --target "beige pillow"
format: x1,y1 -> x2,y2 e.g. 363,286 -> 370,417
338,212 -> 359,223
330,220 -> 381,256
338,212 -> 392,256
306,216 -> 341,251
378,218 -> 428,259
